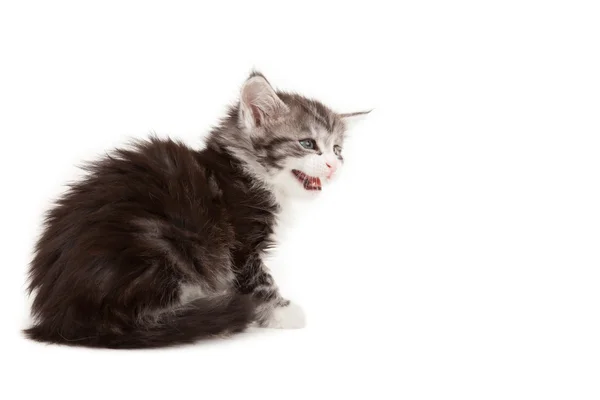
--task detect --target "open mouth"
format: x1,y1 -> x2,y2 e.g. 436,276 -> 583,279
292,170 -> 322,191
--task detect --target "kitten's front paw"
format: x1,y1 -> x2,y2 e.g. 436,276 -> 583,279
264,302 -> 306,329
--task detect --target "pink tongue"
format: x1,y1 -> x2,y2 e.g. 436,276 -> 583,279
309,177 -> 321,188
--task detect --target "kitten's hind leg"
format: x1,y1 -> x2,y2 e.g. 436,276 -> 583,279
239,259 -> 306,329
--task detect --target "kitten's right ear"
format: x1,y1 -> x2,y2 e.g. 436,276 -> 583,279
340,110 -> 372,131
238,73 -> 289,131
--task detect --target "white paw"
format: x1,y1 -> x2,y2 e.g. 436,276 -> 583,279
264,302 -> 306,329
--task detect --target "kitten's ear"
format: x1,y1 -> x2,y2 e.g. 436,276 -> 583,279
340,110 -> 372,131
238,73 -> 289,131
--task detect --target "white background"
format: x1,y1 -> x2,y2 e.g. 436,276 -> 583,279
1,1 -> 599,399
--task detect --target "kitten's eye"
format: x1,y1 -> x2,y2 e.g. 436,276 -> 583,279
299,139 -> 316,150
334,145 -> 342,156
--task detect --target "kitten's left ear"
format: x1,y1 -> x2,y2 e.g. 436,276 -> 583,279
340,110 -> 372,131
239,73 -> 289,131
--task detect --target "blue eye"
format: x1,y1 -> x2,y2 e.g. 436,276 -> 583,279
299,139 -> 316,150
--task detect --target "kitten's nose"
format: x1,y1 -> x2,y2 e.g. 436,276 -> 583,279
325,161 -> 338,178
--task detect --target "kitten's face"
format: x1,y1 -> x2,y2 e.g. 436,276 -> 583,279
253,93 -> 347,198
229,73 -> 368,199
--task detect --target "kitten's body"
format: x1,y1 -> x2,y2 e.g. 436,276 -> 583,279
25,73 -> 366,348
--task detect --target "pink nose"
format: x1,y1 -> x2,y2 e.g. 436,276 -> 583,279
325,161 -> 338,177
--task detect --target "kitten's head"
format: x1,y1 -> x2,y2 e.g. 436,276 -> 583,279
218,72 -> 369,199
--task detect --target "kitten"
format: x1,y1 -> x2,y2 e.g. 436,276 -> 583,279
25,72 -> 368,348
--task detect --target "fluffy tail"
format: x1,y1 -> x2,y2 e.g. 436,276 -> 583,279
24,294 -> 255,349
